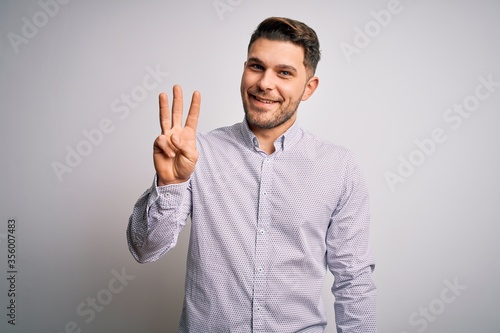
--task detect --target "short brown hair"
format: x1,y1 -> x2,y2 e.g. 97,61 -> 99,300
248,17 -> 321,75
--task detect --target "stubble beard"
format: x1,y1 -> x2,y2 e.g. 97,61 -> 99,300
242,93 -> 302,130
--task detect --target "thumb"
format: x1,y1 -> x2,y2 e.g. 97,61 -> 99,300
171,133 -> 181,149
171,133 -> 188,154
171,133 -> 197,160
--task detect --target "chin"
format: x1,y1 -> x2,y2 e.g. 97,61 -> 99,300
245,113 -> 265,128
245,111 -> 293,130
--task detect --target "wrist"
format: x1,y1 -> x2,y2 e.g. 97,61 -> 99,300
156,175 -> 189,186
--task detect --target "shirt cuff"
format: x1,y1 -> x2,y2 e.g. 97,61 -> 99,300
147,174 -> 190,210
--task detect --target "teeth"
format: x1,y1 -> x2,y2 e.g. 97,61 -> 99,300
255,96 -> 274,104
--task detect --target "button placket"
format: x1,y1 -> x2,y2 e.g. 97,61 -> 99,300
252,155 -> 273,331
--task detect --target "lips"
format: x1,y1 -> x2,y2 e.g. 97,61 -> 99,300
254,96 -> 275,103
250,93 -> 281,107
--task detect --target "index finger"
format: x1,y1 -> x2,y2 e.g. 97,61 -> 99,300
185,91 -> 201,131
159,92 -> 170,134
171,85 -> 184,128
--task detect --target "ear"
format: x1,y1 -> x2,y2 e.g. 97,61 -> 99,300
301,76 -> 319,101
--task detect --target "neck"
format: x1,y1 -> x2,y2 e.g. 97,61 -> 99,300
249,118 -> 295,155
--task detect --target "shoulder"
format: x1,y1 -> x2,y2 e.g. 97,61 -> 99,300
299,129 -> 368,192
298,127 -> 357,164
196,122 -> 245,152
198,122 -> 241,139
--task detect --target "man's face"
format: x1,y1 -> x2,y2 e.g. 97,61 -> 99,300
240,38 -> 318,131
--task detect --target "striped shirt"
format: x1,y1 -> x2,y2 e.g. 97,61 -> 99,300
127,119 -> 377,332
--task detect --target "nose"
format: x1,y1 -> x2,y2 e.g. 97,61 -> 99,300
257,69 -> 275,91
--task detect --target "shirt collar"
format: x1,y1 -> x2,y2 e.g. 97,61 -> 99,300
239,117 -> 302,152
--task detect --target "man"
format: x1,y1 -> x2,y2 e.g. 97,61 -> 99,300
127,17 -> 377,332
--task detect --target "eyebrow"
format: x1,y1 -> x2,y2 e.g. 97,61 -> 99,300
247,57 -> 298,73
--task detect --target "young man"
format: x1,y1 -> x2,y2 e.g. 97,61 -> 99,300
127,17 -> 377,333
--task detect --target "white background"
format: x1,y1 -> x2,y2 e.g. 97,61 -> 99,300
1,0 -> 499,332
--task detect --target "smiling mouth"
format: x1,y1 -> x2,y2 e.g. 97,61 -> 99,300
251,95 -> 279,104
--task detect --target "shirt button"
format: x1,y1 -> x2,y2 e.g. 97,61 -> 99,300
262,191 -> 267,196
259,229 -> 265,235
257,266 -> 264,273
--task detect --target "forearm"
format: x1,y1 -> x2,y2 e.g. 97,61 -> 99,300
332,265 -> 377,332
327,150 -> 377,332
127,176 -> 191,263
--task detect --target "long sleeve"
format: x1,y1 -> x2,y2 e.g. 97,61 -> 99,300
126,176 -> 192,263
126,122 -> 377,332
326,152 -> 377,332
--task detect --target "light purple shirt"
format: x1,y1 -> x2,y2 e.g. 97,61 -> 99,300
127,119 -> 377,332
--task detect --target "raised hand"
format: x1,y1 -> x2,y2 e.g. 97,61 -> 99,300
153,85 -> 201,186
